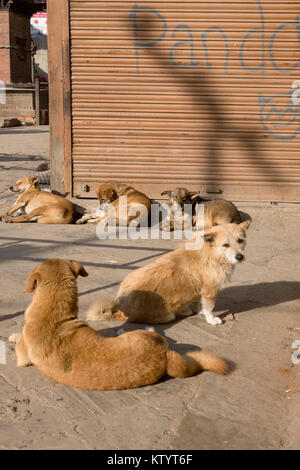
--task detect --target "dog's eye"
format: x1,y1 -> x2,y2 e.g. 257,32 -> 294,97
237,238 -> 244,244
223,243 -> 230,248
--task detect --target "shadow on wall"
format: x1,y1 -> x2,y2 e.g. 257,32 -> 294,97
129,5 -> 291,188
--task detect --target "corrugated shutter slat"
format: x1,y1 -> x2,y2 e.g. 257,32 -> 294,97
70,0 -> 300,201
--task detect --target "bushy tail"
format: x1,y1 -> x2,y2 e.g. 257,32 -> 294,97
166,350 -> 228,378
86,298 -> 128,322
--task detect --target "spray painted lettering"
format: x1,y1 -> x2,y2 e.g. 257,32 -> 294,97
130,1 -> 300,75
129,2 -> 300,139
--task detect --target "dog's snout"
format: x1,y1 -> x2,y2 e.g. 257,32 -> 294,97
9,186 -> 13,191
236,253 -> 244,262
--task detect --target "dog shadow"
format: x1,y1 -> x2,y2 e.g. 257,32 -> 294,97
90,279 -> 299,350
216,281 -> 300,320
90,280 -> 299,331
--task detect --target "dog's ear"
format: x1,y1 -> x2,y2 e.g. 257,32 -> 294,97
106,188 -> 117,201
161,190 -> 171,197
204,233 -> 216,244
239,219 -> 252,230
24,271 -> 41,293
71,260 -> 89,278
30,176 -> 39,188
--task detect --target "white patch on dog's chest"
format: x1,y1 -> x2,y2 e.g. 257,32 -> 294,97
95,202 -> 110,218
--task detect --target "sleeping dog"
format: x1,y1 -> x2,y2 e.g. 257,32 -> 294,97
0,176 -> 75,224
160,187 -> 241,231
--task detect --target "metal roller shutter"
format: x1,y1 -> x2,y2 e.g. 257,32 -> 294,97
69,0 -> 300,202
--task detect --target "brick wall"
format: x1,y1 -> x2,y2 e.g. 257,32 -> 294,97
0,2 -> 36,125
9,10 -> 32,83
0,9 -> 11,83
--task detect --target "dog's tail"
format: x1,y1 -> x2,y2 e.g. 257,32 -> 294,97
86,298 -> 128,322
166,350 -> 228,377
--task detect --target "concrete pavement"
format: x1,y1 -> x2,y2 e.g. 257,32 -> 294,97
0,126 -> 299,450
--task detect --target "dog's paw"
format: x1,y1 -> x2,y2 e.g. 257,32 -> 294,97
146,326 -> 156,332
9,332 -> 21,342
207,317 -> 222,326
4,216 -> 12,223
76,218 -> 86,225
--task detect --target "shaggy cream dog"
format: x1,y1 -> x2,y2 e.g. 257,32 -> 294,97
87,221 -> 251,326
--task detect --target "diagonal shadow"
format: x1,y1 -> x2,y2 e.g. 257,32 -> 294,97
0,235 -> 170,252
134,10 -> 284,193
79,281 -> 121,297
0,310 -> 24,322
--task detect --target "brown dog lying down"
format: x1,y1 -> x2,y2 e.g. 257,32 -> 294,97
160,187 -> 240,231
9,259 -> 228,390
76,181 -> 151,227
0,177 -> 75,224
87,221 -> 251,326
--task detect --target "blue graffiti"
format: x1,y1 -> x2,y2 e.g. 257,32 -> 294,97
240,0 -> 265,72
270,15 -> 300,73
170,24 -> 200,68
129,1 -> 300,75
129,3 -> 167,73
202,27 -> 229,75
258,91 -> 300,140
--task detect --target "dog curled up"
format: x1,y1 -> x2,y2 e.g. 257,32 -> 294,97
160,187 -> 241,231
0,177 -> 75,224
9,259 -> 228,391
87,220 -> 251,326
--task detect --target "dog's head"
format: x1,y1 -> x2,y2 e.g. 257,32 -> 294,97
24,259 -> 89,293
203,220 -> 251,265
201,200 -> 241,229
10,176 -> 39,193
161,187 -> 194,209
210,211 -> 241,227
96,181 -> 125,204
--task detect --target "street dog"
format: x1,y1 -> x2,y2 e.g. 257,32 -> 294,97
9,259 -> 228,391
76,181 -> 151,227
87,221 -> 251,326
0,176 -> 75,224
160,187 -> 241,231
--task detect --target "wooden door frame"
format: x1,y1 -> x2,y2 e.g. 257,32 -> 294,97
47,0 -> 72,195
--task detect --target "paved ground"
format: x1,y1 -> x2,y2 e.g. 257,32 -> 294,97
0,126 -> 299,450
